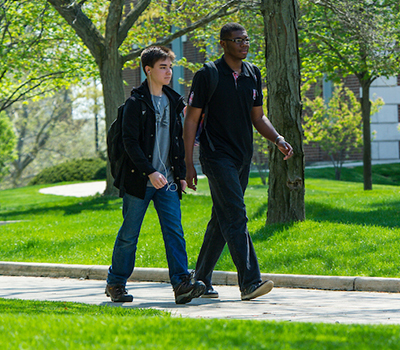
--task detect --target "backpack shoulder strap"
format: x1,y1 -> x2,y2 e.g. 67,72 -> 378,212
130,92 -> 147,126
202,61 -> 219,131
203,61 -> 219,104
243,61 -> 257,85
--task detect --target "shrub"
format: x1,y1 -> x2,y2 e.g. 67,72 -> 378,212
29,158 -> 106,185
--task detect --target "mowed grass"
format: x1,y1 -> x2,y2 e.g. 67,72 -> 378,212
1,166 -> 400,349
0,164 -> 400,277
1,299 -> 400,349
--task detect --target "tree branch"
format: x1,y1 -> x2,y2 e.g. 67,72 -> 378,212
122,0 -> 243,64
105,0 -> 123,46
46,0 -> 105,64
311,31 -> 354,70
0,68 -> 6,83
0,71 -> 66,112
117,0 -> 151,48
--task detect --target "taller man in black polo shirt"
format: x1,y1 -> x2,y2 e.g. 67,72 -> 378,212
183,23 -> 294,301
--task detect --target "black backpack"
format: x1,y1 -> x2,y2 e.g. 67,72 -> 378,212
107,95 -> 147,179
195,60 -> 257,146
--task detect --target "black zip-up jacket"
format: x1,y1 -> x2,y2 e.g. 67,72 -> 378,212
114,80 -> 186,199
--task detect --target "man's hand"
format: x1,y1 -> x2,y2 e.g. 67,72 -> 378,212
180,179 -> 187,193
250,107 -> 294,161
277,139 -> 294,160
148,171 -> 168,189
185,164 -> 198,191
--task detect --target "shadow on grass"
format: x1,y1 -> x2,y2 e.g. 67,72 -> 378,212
247,202 -> 297,242
306,201 -> 400,228
251,221 -> 296,243
0,195 -> 122,220
248,202 -> 268,220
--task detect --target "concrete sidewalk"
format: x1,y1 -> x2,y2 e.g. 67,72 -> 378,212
1,262 -> 400,324
39,181 -> 106,197
1,275 -> 400,325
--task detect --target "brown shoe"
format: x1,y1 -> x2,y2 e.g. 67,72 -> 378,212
105,284 -> 133,302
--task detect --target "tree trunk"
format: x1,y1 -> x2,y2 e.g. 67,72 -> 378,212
261,0 -> 305,223
99,51 -> 125,196
360,80 -> 372,190
94,79 -> 99,153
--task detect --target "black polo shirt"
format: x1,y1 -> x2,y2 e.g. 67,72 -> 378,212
188,55 -> 263,164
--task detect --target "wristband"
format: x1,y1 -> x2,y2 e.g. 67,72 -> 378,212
274,135 -> 284,146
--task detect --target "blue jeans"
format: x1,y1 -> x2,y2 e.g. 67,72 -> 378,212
107,186 -> 189,288
195,155 -> 262,292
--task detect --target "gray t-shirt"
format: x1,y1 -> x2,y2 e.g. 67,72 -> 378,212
148,93 -> 173,186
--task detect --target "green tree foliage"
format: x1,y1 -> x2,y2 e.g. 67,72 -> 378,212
300,0 -> 400,83
299,0 -> 400,189
0,0 -> 94,112
303,83 -> 383,180
0,111 -> 16,181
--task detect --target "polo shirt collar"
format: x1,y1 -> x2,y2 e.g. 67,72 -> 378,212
220,55 -> 252,78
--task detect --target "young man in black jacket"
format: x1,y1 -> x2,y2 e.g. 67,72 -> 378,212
184,23 -> 293,301
106,46 -> 205,304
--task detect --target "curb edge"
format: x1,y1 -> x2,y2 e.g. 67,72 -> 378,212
1,261 -> 399,293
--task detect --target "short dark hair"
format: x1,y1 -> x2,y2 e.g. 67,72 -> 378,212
140,46 -> 175,74
220,23 -> 246,40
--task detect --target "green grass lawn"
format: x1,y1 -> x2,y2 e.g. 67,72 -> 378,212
1,165 -> 399,278
1,164 -> 400,349
1,299 -> 400,349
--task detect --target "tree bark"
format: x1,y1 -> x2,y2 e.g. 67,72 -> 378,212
360,79 -> 372,190
100,55 -> 125,195
261,0 -> 305,223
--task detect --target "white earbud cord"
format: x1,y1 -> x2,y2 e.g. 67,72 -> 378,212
148,75 -> 177,193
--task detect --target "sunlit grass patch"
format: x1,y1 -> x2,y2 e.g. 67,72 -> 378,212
1,299 -> 400,349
